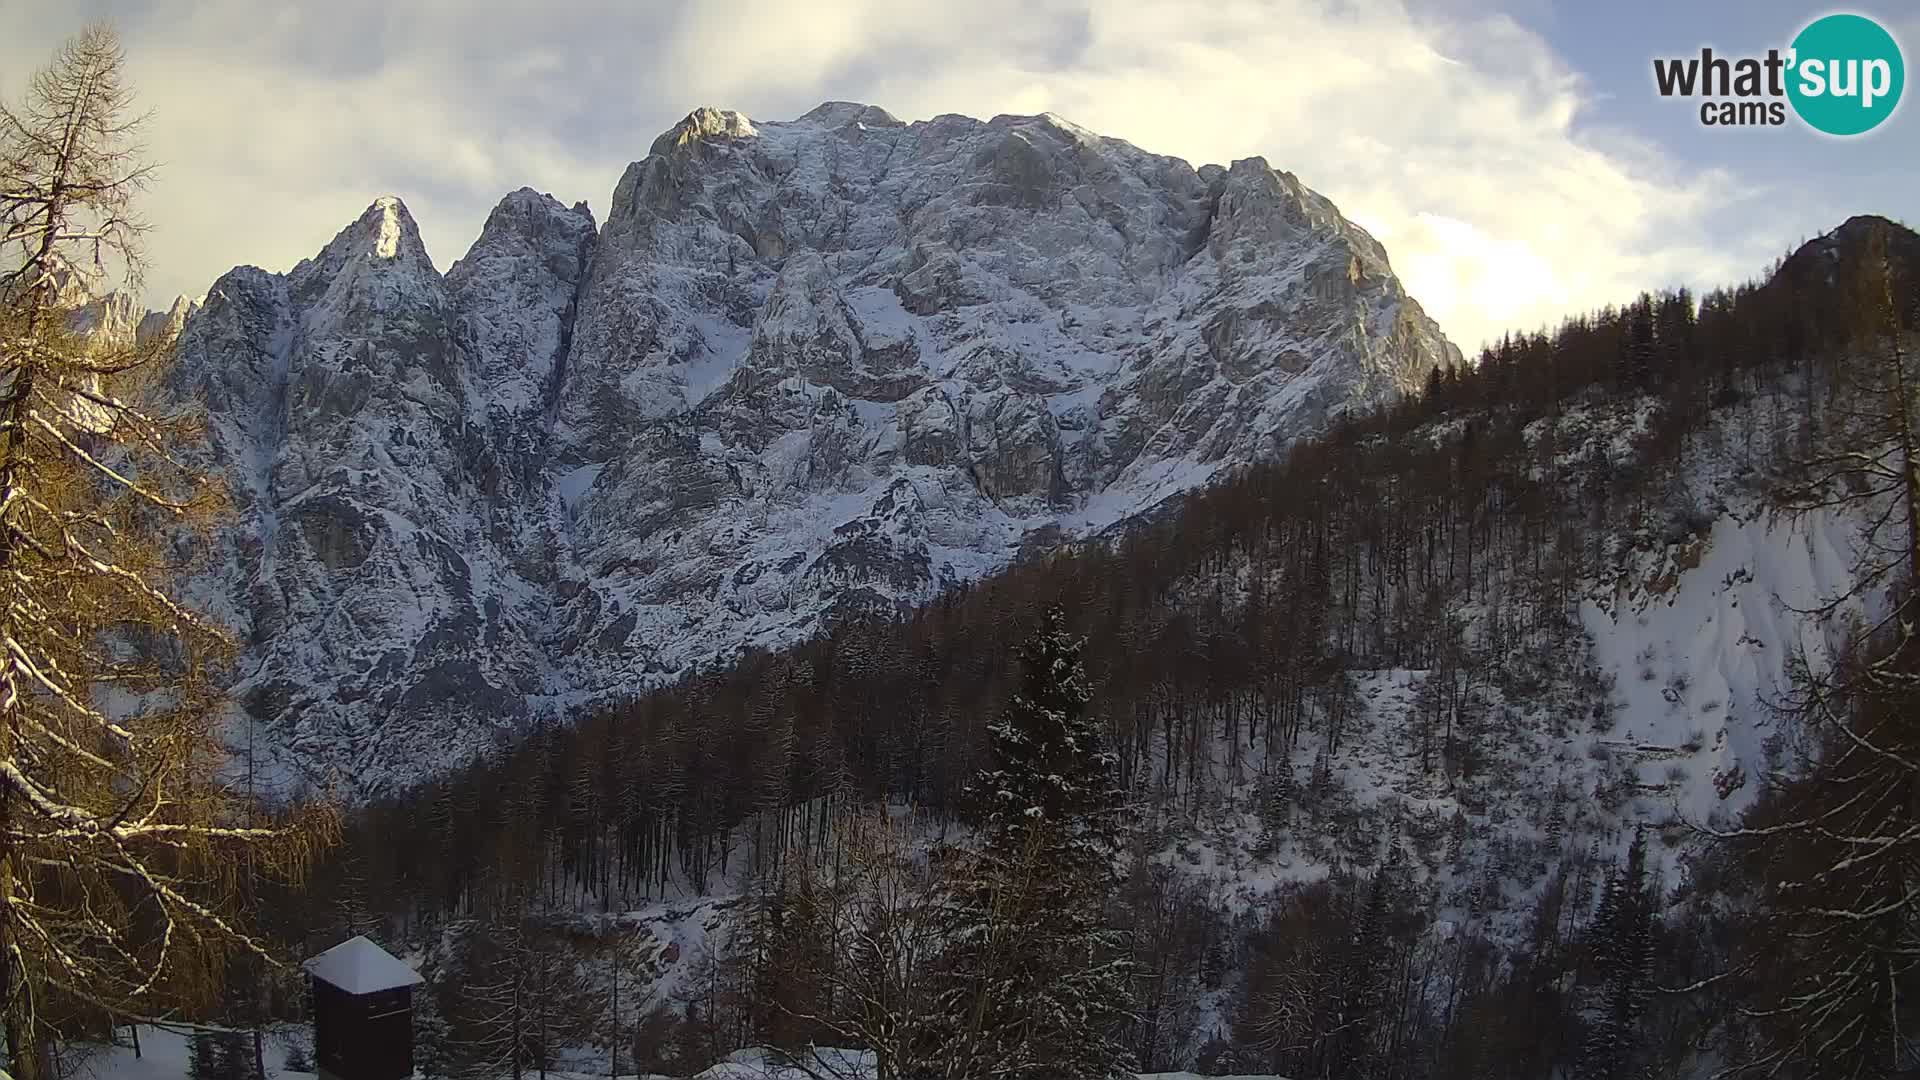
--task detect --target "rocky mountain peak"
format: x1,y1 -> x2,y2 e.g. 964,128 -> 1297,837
68,290 -> 143,342
289,196 -> 436,301
65,285 -> 201,350
649,106 -> 758,158
796,101 -> 904,129
446,186 -> 597,462
167,101 -> 1461,796
468,187 -> 598,250
136,294 -> 204,345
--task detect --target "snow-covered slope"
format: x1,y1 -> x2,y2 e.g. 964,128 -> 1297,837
166,103 -> 1460,796
76,1026 -> 312,1080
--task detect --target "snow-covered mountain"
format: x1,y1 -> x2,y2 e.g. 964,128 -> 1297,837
163,103 -> 1460,796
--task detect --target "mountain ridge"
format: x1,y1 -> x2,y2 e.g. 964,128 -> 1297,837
160,102 -> 1462,796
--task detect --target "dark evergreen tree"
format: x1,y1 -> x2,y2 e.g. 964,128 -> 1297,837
1254,766 -> 1293,855
966,606 -> 1122,840
1579,826 -> 1653,1080
188,1032 -> 218,1080
221,1031 -> 258,1080
185,1030 -> 256,1080
1332,862 -> 1400,1073
414,976 -> 452,1079
933,606 -> 1135,1080
1618,294 -> 1657,388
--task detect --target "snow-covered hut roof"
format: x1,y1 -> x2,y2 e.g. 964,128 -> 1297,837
302,935 -> 424,995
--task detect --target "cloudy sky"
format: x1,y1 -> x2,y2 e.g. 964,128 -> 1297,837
3,0 -> 1914,351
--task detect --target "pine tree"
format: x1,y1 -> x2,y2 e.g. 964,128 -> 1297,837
188,1032 -> 218,1080
1617,294 -> 1657,389
966,606 -> 1120,842
185,1031 -> 254,1080
215,1030 -> 256,1080
733,865 -> 820,1049
1545,796 -> 1567,853
1254,766 -> 1293,855
933,605 -> 1135,1080
414,974 -> 452,1079
1333,865 -> 1399,1073
1579,827 -> 1653,1080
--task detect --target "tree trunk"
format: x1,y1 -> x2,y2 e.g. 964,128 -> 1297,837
0,85 -> 76,1077
0,293 -> 50,1080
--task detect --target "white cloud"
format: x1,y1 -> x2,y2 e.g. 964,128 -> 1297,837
5,0 -> 1825,350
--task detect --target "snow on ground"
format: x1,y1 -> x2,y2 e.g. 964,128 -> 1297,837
1581,504 -> 1866,826
77,1025 -> 312,1080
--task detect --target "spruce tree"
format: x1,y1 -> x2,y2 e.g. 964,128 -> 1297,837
185,1030 -> 253,1080
216,1030 -> 256,1080
934,605 -> 1135,1080
1579,827 -> 1653,1080
1333,865 -> 1399,1072
188,1033 -> 218,1080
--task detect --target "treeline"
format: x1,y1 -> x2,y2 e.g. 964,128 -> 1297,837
279,216 -> 1920,1078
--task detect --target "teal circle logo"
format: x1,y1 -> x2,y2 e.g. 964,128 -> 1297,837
1787,13 -> 1904,135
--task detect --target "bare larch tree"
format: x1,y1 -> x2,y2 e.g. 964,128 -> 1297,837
0,23 -> 334,1079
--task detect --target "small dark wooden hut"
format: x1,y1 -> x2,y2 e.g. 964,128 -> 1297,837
303,935 -> 424,1080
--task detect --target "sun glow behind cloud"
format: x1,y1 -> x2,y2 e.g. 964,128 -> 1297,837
5,0 -> 1812,351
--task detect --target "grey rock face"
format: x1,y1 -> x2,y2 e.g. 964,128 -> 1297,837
167,104 -> 1459,796
170,194 -> 595,790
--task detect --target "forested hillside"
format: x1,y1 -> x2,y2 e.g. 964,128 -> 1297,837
256,214 -> 1920,1080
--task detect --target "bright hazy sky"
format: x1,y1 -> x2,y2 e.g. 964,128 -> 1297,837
4,0 -> 1915,351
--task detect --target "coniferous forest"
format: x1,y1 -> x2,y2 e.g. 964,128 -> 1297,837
8,19 -> 1920,1080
